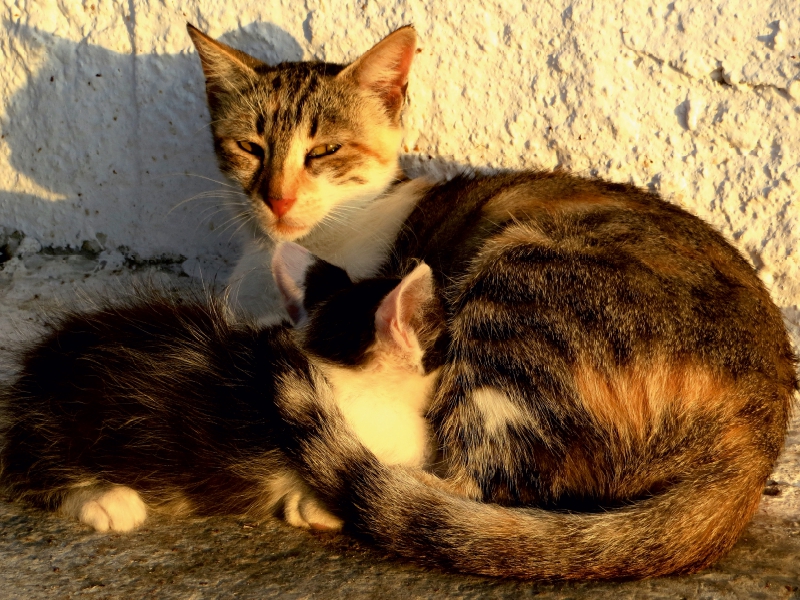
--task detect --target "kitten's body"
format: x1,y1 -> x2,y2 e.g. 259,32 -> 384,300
182,26 -> 797,580
0,256 -> 439,533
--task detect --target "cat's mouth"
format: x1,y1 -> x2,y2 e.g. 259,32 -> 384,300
271,218 -> 310,240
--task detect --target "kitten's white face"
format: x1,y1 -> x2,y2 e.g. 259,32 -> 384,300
188,25 -> 416,241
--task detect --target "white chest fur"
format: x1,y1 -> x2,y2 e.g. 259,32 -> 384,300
303,177 -> 432,280
226,178 -> 431,321
323,362 -> 439,468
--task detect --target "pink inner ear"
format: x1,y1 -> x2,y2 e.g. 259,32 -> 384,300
341,27 -> 417,117
375,262 -> 433,354
372,40 -> 415,90
375,286 -> 402,344
392,317 -> 414,351
271,242 -> 316,325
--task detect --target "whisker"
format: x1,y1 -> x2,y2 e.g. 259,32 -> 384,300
227,218 -> 254,242
212,210 -> 254,236
168,191 -> 248,214
167,173 -> 239,189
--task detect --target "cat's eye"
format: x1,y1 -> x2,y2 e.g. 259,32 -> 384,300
237,141 -> 263,156
307,144 -> 341,159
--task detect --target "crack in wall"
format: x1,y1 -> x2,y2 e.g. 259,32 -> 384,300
623,41 -> 794,100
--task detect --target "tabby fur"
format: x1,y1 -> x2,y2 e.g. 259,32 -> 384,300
186,25 -> 797,580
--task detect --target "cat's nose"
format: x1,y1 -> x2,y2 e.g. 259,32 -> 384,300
266,197 -> 296,218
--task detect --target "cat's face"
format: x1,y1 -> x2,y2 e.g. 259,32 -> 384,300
188,25 -> 416,241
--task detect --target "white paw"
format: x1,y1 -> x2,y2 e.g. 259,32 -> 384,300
75,486 -> 147,532
283,490 -> 343,532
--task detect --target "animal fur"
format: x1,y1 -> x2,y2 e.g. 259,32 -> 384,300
182,26 -> 798,579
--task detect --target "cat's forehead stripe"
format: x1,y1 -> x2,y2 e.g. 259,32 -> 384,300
309,114 -> 319,139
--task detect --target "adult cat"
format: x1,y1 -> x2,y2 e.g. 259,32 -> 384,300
0,243 -> 440,533
187,25 -> 797,580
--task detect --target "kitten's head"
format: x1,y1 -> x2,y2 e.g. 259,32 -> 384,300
187,24 -> 416,241
271,242 -> 442,374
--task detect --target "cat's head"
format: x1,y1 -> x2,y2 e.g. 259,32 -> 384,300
271,242 -> 442,374
187,24 -> 416,241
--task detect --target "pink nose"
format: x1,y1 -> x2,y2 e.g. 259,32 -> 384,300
267,197 -> 296,218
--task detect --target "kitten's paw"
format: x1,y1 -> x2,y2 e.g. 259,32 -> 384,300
75,486 -> 147,532
283,491 -> 343,532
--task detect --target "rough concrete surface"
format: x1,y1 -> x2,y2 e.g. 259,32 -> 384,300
1,0 -> 799,596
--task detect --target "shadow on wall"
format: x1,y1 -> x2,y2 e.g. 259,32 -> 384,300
0,21 -> 304,262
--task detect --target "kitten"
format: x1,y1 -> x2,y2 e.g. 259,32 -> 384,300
187,26 -> 798,580
0,243 -> 440,533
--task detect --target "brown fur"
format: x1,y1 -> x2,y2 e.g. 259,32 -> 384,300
182,26 -> 797,580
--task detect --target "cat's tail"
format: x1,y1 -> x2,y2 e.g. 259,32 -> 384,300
283,398 -> 774,580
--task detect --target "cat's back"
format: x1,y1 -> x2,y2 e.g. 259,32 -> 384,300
12,293 -> 269,404
387,170 -> 795,506
0,292 -> 303,503
389,170 -> 792,379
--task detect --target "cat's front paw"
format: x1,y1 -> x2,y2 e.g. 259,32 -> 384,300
74,486 -> 148,532
283,490 -> 343,532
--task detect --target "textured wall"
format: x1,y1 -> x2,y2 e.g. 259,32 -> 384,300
0,0 -> 798,339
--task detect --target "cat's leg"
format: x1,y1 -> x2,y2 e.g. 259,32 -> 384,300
226,239 -> 286,323
269,471 -> 343,532
60,485 -> 147,532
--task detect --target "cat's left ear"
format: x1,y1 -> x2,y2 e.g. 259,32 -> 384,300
272,242 -> 315,325
338,25 -> 417,123
272,242 -> 352,326
187,24 -> 264,107
375,262 -> 434,360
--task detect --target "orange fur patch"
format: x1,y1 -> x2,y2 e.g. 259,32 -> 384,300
480,188 -> 630,223
572,357 -> 744,441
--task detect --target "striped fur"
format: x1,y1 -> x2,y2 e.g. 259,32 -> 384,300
274,171 -> 798,579
187,26 -> 796,579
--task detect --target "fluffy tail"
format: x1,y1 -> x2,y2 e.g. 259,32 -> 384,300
283,402 -> 773,580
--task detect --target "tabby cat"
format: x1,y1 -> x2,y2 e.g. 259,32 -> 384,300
185,24 -> 798,580
0,243 -> 440,534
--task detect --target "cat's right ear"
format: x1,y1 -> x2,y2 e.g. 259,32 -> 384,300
338,26 -> 417,123
187,24 -> 264,103
375,262 -> 434,363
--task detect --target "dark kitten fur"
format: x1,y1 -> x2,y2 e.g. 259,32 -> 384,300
0,246 -> 439,533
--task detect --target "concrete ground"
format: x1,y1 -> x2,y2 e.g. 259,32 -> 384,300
1,250 -> 798,599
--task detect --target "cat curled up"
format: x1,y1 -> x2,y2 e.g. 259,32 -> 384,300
0,243 -> 442,534
178,25 -> 797,580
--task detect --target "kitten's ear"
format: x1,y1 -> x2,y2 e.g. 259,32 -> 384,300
338,25 -> 417,122
375,262 -> 433,359
272,242 -> 352,326
272,242 -> 316,326
187,24 -> 264,100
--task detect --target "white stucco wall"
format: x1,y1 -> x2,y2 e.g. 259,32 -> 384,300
0,0 -> 798,341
